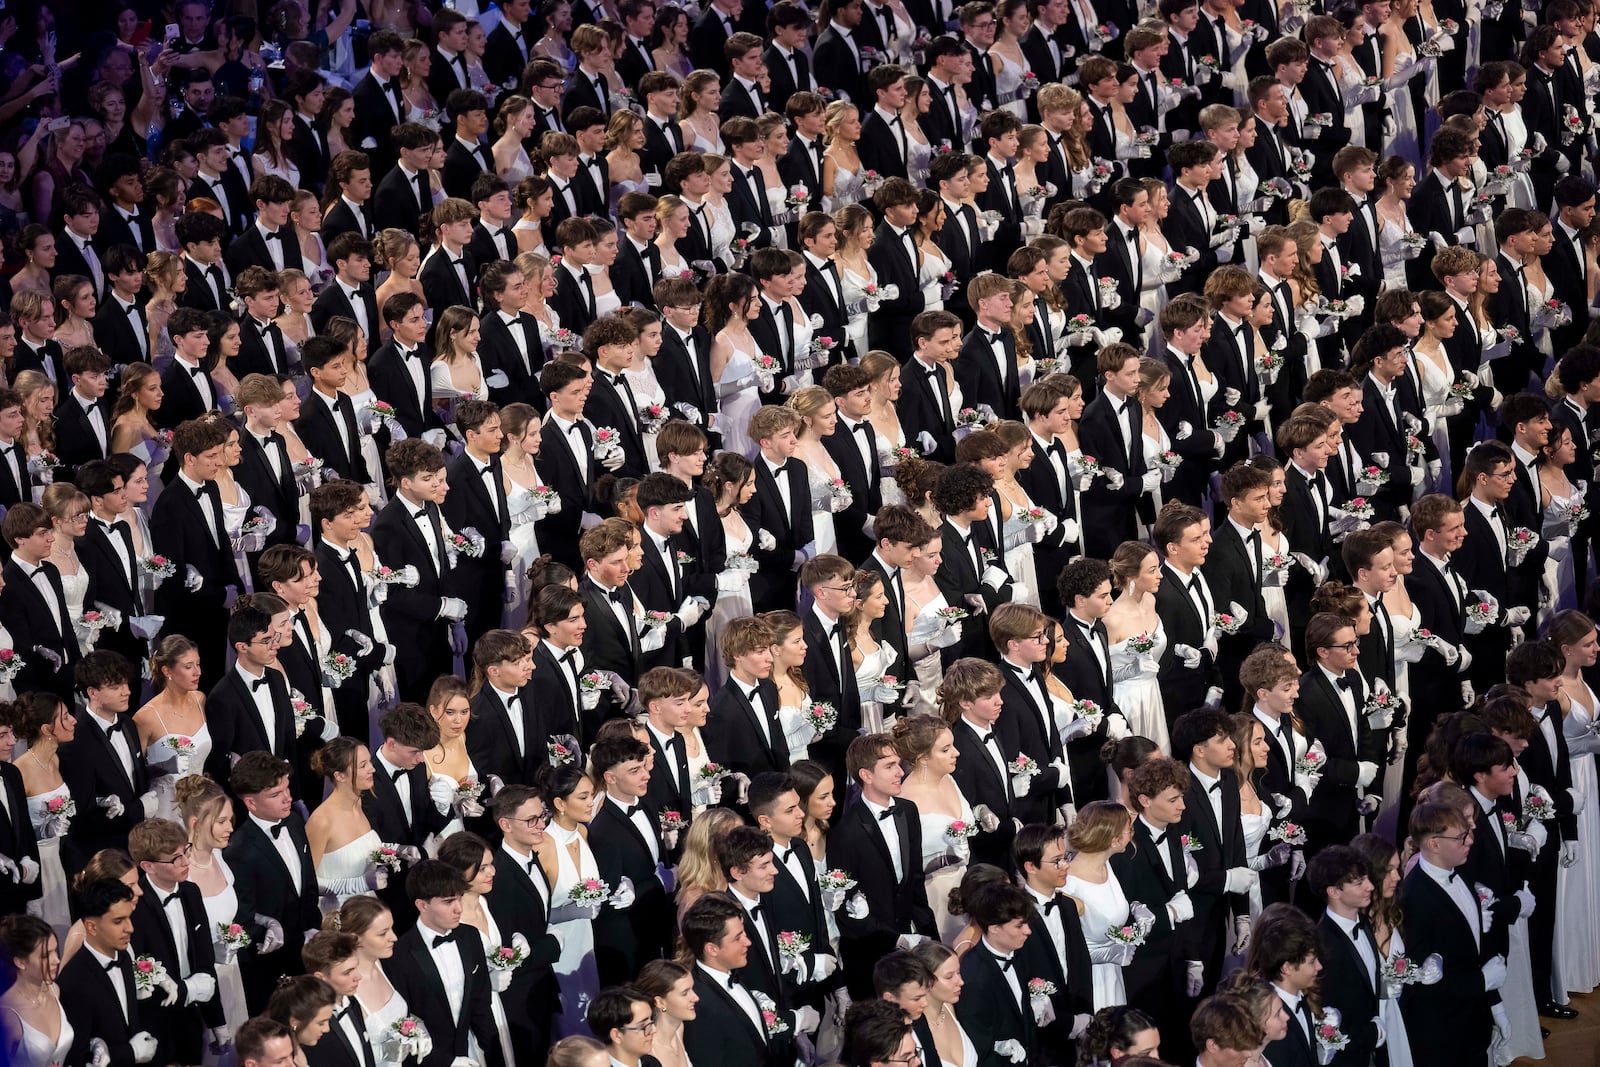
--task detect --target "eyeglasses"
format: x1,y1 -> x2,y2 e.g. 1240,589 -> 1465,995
818,585 -> 858,597
1325,641 -> 1360,653
157,844 -> 194,864
1432,829 -> 1475,845
1026,632 -> 1048,642
507,812 -> 550,828
618,1021 -> 658,1034
887,1055 -> 923,1065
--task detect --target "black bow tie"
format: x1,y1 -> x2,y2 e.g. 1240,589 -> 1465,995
431,931 -> 457,948
269,821 -> 286,838
775,847 -> 792,864
1042,895 -> 1063,914
104,956 -> 121,972
249,675 -> 269,692
390,767 -> 406,781
560,649 -> 578,664
748,903 -> 764,920
159,890 -> 182,908
877,805 -> 896,821
979,731 -> 995,745
1208,781 -> 1222,793
1336,676 -> 1352,691
619,802 -> 640,816
1152,830 -> 1167,844
993,953 -> 1014,972
609,587 -> 629,606
264,230 -> 284,242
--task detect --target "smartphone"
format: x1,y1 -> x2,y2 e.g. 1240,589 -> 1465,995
164,22 -> 179,42
46,116 -> 70,132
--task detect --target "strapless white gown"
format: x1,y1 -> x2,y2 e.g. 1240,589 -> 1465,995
316,828 -> 383,909
839,263 -> 876,359
348,385 -> 389,506
468,911 -> 516,1067
6,1001 -> 71,1067
1110,625 -> 1170,756
920,793 -> 976,946
147,721 -> 215,822
56,567 -> 87,622
704,520 -> 753,688
25,784 -> 70,938
1064,869 -> 1132,1009
909,593 -> 953,718
363,981 -> 410,1067
854,642 -> 900,735
196,851 -> 250,1056
807,458 -> 841,557
714,332 -> 761,460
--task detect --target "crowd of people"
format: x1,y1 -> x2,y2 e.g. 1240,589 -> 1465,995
1,1 -> 1600,1067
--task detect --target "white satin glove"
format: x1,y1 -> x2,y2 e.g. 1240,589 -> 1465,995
1481,954 -> 1507,992
131,1033 -> 159,1064
18,857 -> 37,884
427,774 -> 456,815
1224,867 -> 1259,894
1562,839 -> 1581,867
183,973 -> 217,1005
1172,642 -> 1202,669
1515,886 -> 1537,919
845,891 -> 869,920
994,1040 -> 1027,1064
1231,915 -> 1252,955
1168,890 -> 1194,923
1011,772 -> 1034,798
439,597 -> 469,621
1185,960 -> 1205,997
676,596 -> 710,628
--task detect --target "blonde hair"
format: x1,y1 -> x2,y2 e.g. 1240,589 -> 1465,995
824,100 -> 860,145
785,385 -> 835,436
1066,799 -> 1133,853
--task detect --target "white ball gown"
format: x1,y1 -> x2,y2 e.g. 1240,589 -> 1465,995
146,719 -> 214,823
1063,869 -> 1131,1009
196,850 -> 250,1060
315,828 -> 384,910
24,783 -> 70,939
919,791 -> 975,946
1109,626 -> 1170,756
5,1001 -> 71,1067
1554,678 -> 1600,996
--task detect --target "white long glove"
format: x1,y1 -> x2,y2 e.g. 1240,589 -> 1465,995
1481,954 -> 1507,992
675,596 -> 710,628
183,973 -> 217,1005
1224,867 -> 1259,893
1010,772 -> 1034,798
1172,643 -> 1202,669
1168,889 -> 1194,923
427,774 -> 455,815
1185,960 -> 1205,997
131,1033 -> 158,1065
845,891 -> 869,919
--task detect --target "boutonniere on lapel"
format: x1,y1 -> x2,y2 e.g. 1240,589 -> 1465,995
979,547 -> 998,569
1180,834 -> 1203,854
1379,951 -> 1443,999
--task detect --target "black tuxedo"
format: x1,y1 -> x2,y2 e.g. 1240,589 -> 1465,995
232,314 -> 292,379
613,236 -> 659,310
933,518 -> 1012,665
61,947 -> 144,1067
766,45 -> 815,110
443,138 -> 496,200
707,676 -> 789,779
321,197 -> 377,247
1162,182 -> 1227,295
311,281 -> 381,354
812,25 -> 866,105
151,474 -> 240,687
442,450 -> 513,643
131,875 -> 224,1064
1396,864 -> 1496,1064
1206,517 -> 1274,707
1314,912 -> 1385,1067
153,356 -> 215,430
179,256 -> 229,312
187,172 -> 249,235
370,340 -> 441,440
655,325 -> 718,433
956,943 -> 1037,1063
53,391 -> 112,477
204,665 -> 296,781
1108,817 -> 1192,1049
226,219 -> 298,276
1152,562 -> 1223,719
533,417 -> 594,570
741,456 -> 815,613
1018,887 -> 1096,1067
720,76 -> 767,121
642,113 -> 686,177
938,200 -> 982,321
296,389 -> 371,485
684,964 -> 791,1067
530,640 -> 588,746
561,67 -> 611,120
1454,501 -> 1513,691
308,1001 -> 380,1067
419,245 -> 479,321
1179,768 -> 1247,989
374,164 -> 434,234
995,658 -> 1070,823
827,796 -> 936,996
549,261 -> 597,338
466,680 -> 547,788
581,575 -> 644,685
233,428 -> 300,552
484,21 -> 534,85
589,795 -> 673,984
821,419 -> 883,565
370,496 -> 455,702
387,925 -> 506,1067
1079,390 -> 1149,557
313,539 -> 392,736
1156,349 -> 1223,507
0,558 -> 81,702
866,223 -> 925,361
57,708 -> 145,869
0,763 -> 39,917
584,368 -> 651,478
949,716 -> 1018,870
900,358 -> 958,464
484,843 -> 562,1063
955,325 -> 1020,424
224,812 -> 321,1010
96,204 -> 156,259
1298,666 -> 1377,851
478,307 -> 545,408
92,294 -> 151,366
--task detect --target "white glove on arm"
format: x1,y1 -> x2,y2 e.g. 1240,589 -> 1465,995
428,774 -> 456,815
1168,890 -> 1194,923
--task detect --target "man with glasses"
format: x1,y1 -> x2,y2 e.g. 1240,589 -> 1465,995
1399,801 -> 1506,1065
1298,611 -> 1380,857
488,785 -> 562,1066
129,818 -> 225,1065
1014,823 -> 1095,1066
589,987 -> 662,1067
801,554 -> 866,786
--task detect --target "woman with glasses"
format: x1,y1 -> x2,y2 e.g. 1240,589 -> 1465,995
177,774 -> 249,1052
438,831 -> 517,1067
306,737 -> 385,908
534,762 -> 604,1039
134,636 -> 212,824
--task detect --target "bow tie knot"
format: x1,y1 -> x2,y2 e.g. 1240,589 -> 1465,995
431,931 -> 457,948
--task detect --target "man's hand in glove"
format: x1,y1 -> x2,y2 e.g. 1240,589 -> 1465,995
1562,839 -> 1581,867
428,774 -> 456,815
1011,772 -> 1034,798
1172,643 -> 1203,669
1168,890 -> 1194,923
994,1040 -> 1027,1064
439,596 -> 469,621
131,1033 -> 159,1065
183,973 -> 217,1005
845,891 -> 869,919
1224,867 -> 1258,894
1515,885 -> 1537,919
1185,960 -> 1205,997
